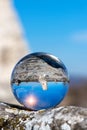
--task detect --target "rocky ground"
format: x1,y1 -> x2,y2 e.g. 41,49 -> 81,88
0,102 -> 87,130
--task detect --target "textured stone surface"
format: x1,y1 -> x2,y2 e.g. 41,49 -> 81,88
0,102 -> 87,130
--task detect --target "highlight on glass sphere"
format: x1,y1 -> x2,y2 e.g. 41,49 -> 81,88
11,52 -> 69,110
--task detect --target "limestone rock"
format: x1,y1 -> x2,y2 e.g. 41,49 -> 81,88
0,102 -> 87,130
0,0 -> 29,103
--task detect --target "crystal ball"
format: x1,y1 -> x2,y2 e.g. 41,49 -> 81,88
11,52 -> 69,110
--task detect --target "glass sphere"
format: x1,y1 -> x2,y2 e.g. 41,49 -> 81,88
11,52 -> 69,110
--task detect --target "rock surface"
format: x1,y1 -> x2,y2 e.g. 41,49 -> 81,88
0,102 -> 87,130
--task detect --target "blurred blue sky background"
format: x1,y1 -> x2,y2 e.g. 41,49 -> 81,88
14,0 -> 87,76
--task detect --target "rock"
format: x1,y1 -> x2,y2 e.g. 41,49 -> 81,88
0,0 -> 29,104
0,102 -> 87,130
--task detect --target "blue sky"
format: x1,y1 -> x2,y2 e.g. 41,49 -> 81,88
14,0 -> 87,76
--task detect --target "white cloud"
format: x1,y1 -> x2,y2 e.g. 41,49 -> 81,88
71,31 -> 87,43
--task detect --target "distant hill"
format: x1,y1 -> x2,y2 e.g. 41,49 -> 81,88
61,75 -> 87,107
70,75 -> 87,87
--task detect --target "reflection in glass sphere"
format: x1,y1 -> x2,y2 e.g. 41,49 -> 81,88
11,52 -> 69,110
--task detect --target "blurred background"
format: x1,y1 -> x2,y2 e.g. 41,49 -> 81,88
0,0 -> 87,107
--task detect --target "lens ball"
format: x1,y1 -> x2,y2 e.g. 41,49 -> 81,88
11,52 -> 69,110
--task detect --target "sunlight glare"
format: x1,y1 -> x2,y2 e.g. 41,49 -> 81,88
25,95 -> 37,106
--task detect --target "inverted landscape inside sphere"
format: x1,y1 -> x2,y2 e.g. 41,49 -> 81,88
11,52 -> 69,90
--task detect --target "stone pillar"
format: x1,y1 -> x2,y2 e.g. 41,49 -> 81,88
0,0 -> 29,104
